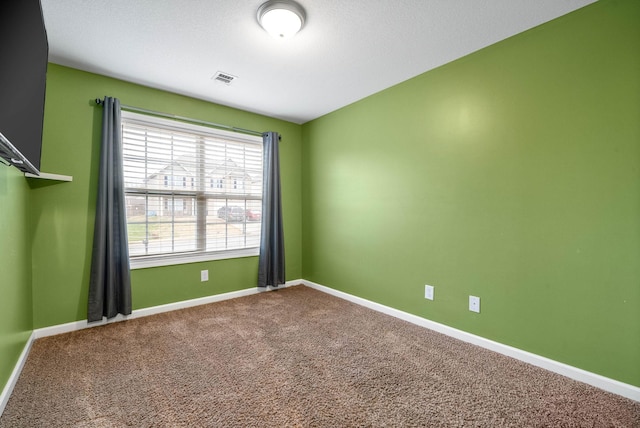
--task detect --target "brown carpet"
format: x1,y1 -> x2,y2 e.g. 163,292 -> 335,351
1,285 -> 638,427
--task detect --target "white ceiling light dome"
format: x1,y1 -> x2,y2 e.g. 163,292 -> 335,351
257,0 -> 306,39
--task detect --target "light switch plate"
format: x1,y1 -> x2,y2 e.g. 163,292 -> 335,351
201,270 -> 209,282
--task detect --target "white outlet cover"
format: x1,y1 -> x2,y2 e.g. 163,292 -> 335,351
201,270 -> 209,282
469,295 -> 480,313
425,285 -> 434,300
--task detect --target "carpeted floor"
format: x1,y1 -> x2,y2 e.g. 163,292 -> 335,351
1,285 -> 638,427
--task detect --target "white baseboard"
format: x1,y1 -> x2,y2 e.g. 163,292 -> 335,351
302,279 -> 640,402
34,280 -> 302,339
0,332 -> 35,416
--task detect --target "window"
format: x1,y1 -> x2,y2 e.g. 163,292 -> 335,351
122,111 -> 263,268
209,178 -> 224,189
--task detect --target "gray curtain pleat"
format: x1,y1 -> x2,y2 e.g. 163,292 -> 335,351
88,96 -> 132,322
258,131 -> 285,287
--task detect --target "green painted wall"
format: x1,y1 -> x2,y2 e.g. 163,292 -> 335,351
32,64 -> 302,328
302,0 -> 640,387
0,167 -> 33,393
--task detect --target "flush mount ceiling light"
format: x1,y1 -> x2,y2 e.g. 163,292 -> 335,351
257,0 -> 306,39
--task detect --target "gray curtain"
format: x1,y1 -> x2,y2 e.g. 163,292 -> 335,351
88,96 -> 132,322
258,132 -> 285,287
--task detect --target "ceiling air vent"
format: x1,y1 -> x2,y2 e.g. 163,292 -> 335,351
212,71 -> 237,85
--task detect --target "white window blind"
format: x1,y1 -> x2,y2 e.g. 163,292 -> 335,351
121,111 -> 263,268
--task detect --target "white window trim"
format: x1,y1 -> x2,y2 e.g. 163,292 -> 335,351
122,111 -> 263,269
130,247 -> 259,270
123,111 -> 263,144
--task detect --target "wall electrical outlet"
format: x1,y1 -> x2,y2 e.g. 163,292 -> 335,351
469,295 -> 480,313
424,285 -> 434,300
201,270 -> 209,282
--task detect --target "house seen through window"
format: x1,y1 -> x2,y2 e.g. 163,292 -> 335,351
121,111 -> 263,268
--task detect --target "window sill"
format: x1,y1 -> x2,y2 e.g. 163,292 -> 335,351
130,247 -> 259,270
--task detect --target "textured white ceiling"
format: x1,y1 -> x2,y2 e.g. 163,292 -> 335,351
40,0 -> 596,124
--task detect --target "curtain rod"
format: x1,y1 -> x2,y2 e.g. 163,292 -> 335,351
94,98 -> 265,137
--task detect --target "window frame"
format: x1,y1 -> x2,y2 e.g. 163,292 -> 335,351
121,111 -> 263,270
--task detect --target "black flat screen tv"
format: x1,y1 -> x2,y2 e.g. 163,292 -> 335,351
0,0 -> 48,175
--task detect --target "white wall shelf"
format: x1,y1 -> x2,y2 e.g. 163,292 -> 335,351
25,172 -> 73,182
